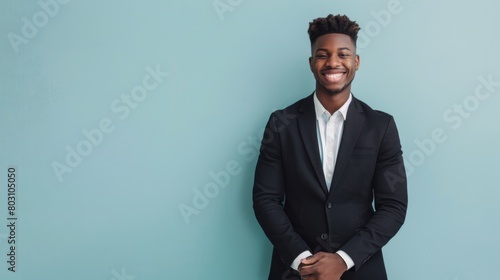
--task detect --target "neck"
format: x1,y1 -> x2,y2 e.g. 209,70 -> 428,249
316,89 -> 350,114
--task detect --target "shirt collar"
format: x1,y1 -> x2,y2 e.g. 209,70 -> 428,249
313,91 -> 352,121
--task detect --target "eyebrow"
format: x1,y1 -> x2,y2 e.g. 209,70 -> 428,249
338,47 -> 352,51
315,47 -> 352,52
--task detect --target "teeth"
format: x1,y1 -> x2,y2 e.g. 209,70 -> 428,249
325,73 -> 343,81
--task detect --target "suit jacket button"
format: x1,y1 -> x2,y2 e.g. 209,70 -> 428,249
321,233 -> 328,240
327,202 -> 333,209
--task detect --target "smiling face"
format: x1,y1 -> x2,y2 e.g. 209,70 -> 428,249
309,33 -> 360,97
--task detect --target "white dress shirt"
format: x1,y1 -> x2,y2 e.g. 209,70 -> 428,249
290,92 -> 354,271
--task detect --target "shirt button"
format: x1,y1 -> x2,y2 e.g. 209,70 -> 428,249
321,233 -> 328,240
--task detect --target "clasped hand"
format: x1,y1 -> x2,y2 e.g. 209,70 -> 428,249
298,252 -> 347,280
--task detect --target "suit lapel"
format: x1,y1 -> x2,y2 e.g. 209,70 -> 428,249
297,94 -> 329,195
329,97 -> 365,194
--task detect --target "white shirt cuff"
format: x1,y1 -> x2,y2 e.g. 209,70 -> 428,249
291,250 -> 313,271
336,250 -> 354,270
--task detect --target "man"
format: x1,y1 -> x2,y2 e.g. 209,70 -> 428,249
253,14 -> 407,280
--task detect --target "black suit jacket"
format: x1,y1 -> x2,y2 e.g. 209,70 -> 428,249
253,94 -> 407,280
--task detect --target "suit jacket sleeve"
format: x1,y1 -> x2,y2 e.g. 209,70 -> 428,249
339,116 -> 408,269
252,112 -> 310,267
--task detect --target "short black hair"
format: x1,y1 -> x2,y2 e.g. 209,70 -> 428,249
308,14 -> 361,45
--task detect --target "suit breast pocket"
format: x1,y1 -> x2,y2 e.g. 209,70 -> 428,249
351,147 -> 375,157
348,147 -> 377,180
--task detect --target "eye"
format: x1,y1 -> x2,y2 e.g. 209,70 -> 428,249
339,53 -> 350,58
315,54 -> 328,59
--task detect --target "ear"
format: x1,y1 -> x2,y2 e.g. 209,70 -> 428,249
355,54 -> 360,71
309,56 -> 313,72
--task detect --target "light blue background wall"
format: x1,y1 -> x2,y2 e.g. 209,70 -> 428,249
1,0 -> 499,279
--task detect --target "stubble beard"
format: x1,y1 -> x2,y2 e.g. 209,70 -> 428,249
321,76 -> 354,96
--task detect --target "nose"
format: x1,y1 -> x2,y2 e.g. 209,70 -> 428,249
326,55 -> 341,67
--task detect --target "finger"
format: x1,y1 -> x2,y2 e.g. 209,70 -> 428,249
298,263 -> 317,277
300,254 -> 319,266
299,272 -> 317,280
